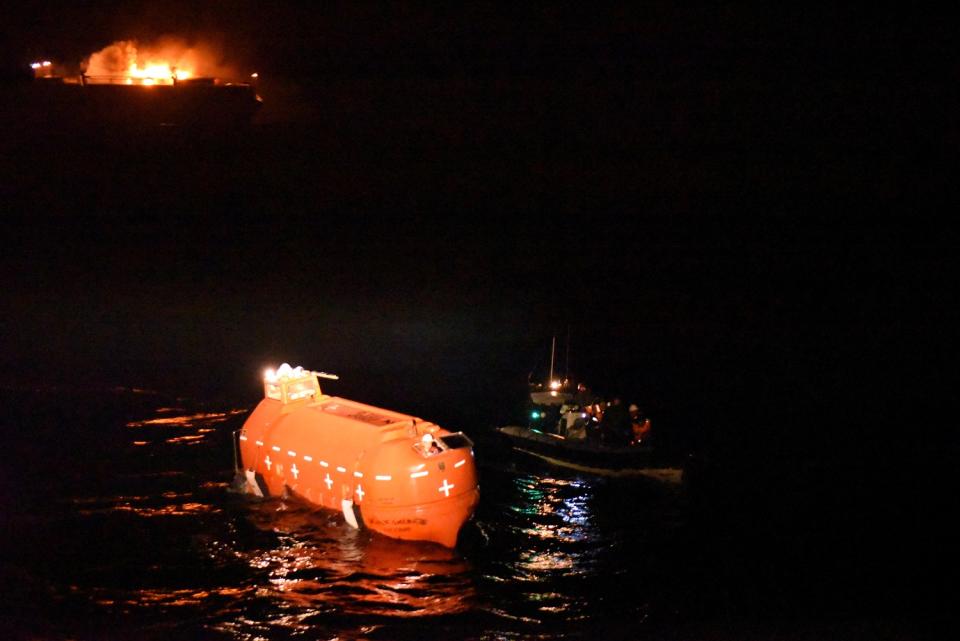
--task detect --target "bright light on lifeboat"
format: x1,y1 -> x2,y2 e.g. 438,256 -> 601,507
30,62 -> 41,69
549,380 -> 561,390
250,72 -> 258,78
265,363 -> 309,382
42,61 -> 52,67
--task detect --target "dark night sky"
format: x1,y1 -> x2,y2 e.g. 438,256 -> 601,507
1,4 -> 955,470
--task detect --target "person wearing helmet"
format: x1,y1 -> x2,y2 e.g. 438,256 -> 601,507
421,433 -> 442,455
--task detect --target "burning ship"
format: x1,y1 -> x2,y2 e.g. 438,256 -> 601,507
16,40 -> 262,129
233,364 -> 480,548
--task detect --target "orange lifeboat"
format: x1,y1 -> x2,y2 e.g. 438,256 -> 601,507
235,364 -> 479,548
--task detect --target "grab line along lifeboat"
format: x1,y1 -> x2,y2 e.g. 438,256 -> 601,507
235,364 -> 479,548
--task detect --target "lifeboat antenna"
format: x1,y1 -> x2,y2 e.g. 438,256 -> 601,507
310,370 -> 340,380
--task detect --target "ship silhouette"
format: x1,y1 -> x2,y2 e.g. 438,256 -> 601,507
7,73 -> 262,130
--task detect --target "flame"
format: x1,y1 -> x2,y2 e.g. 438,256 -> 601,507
84,39 -> 205,85
127,62 -> 192,84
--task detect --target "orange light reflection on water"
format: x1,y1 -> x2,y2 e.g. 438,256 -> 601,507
165,434 -> 206,444
126,410 -> 244,428
125,408 -> 246,447
72,493 -> 219,517
228,501 -> 477,623
117,586 -> 256,609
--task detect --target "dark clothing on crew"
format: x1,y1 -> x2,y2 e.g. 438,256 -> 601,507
601,402 -> 632,447
586,414 -> 602,446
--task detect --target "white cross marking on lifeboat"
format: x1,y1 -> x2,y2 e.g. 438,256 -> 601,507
355,484 -> 364,501
324,473 -> 333,490
291,463 -> 299,479
264,455 -> 272,471
439,479 -> 455,497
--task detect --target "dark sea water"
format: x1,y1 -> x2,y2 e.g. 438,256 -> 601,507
0,384 -> 943,641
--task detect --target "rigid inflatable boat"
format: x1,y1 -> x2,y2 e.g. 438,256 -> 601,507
497,425 -> 683,482
235,364 -> 479,548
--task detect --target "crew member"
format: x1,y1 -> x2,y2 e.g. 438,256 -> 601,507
421,433 -> 441,455
601,397 -> 632,447
629,404 -> 652,445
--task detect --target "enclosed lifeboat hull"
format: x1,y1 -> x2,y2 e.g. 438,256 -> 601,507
236,367 -> 479,548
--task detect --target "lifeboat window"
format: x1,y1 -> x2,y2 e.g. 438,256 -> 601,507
286,380 -> 316,401
438,433 -> 473,450
265,379 -> 317,402
265,382 -> 282,400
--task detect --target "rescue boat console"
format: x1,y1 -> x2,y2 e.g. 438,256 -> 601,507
235,364 -> 479,547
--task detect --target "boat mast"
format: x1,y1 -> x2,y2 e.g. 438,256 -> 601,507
549,336 -> 556,384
